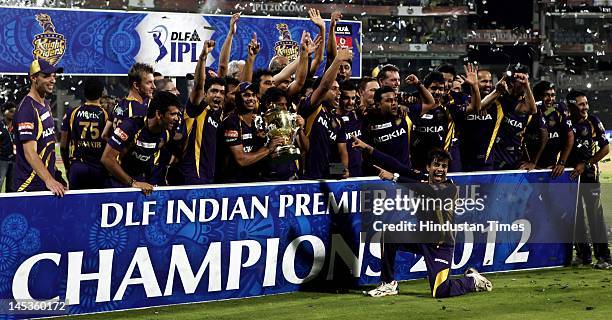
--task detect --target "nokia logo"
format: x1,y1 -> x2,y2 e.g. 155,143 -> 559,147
345,129 -> 361,140
415,126 -> 443,133
504,118 -> 524,129
466,114 -> 493,121
208,116 -> 219,128
373,128 -> 406,143
131,152 -> 151,162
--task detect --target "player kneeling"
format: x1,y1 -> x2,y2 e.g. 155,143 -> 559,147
352,139 -> 492,298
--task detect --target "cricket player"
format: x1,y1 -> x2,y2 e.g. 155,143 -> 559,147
353,137 -> 492,298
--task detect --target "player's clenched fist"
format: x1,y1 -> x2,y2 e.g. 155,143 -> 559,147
201,40 -> 215,57
336,48 -> 353,61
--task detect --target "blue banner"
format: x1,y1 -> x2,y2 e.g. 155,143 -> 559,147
0,7 -> 362,77
0,171 -> 576,318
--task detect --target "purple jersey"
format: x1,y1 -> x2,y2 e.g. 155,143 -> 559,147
176,99 -> 221,184
411,97 -> 463,170
338,111 -> 364,177
460,103 -> 504,170
299,97 -> 346,179
108,118 -> 170,181
492,95 -> 535,169
568,115 -> 608,167
61,103 -> 108,166
110,97 -> 150,129
13,96 -> 56,192
219,111 -> 266,182
536,103 -> 573,167
363,104 -> 422,171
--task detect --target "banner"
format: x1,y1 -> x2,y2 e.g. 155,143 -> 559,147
0,171 -> 576,318
0,7 -> 362,77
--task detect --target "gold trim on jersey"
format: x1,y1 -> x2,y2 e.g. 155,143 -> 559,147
485,102 -> 504,162
304,106 -> 323,137
432,268 -> 450,298
17,140 -> 54,191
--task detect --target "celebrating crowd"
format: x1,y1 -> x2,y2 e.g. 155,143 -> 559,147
0,9 -> 609,274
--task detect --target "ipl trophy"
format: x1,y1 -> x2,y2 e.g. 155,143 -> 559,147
264,105 -> 301,163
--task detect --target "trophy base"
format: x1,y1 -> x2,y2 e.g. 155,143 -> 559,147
271,145 -> 301,163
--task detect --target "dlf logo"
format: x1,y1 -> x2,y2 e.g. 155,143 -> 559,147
149,26 -> 202,63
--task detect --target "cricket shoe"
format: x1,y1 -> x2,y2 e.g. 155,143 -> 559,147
367,281 -> 398,297
464,268 -> 493,292
571,256 -> 592,267
593,260 -> 611,270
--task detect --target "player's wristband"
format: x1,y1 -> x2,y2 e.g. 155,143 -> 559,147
557,159 -> 565,166
128,178 -> 135,187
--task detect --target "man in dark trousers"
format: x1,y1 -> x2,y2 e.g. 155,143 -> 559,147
566,91 -> 611,269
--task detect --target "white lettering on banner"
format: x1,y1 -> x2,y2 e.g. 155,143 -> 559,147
100,192 -> 363,226
13,253 -> 61,301
66,250 -> 114,305
282,236 -> 326,284
164,243 -> 221,295
11,227 -> 533,305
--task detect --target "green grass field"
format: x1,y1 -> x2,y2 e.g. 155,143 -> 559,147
60,267 -> 612,320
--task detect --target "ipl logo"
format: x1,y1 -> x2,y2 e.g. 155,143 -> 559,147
149,25 -> 169,63
274,24 -> 299,62
32,14 -> 66,66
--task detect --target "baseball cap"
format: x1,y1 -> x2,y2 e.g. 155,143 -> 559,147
29,59 -> 64,76
238,82 -> 256,93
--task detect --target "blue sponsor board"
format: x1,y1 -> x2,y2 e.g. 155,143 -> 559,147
0,171 -> 576,318
0,7 -> 362,77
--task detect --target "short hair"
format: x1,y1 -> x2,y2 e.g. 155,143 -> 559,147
128,62 -> 154,88
427,148 -> 452,166
204,77 -> 226,92
566,90 -> 587,106
83,78 -> 104,101
374,86 -> 396,103
223,76 -> 240,91
261,87 -> 288,108
148,91 -> 181,118
1,101 -> 17,113
533,80 -> 555,100
377,64 -> 400,81
269,56 -> 289,75
228,60 -> 245,78
340,81 -> 357,93
423,71 -> 445,87
435,63 -> 456,77
359,77 -> 378,92
253,69 -> 274,94
153,71 -> 163,78
154,78 -> 172,93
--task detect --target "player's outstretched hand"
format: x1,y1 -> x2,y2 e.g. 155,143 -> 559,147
203,40 -> 215,56
519,161 -> 536,171
551,163 -> 565,178
373,165 -> 394,181
570,162 -> 585,180
229,12 -> 240,35
248,33 -> 260,57
404,74 -> 420,86
46,178 -> 66,197
133,181 -> 154,196
351,136 -> 372,154
336,48 -> 353,62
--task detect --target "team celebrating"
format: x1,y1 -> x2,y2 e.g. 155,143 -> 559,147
1,9 -> 610,298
